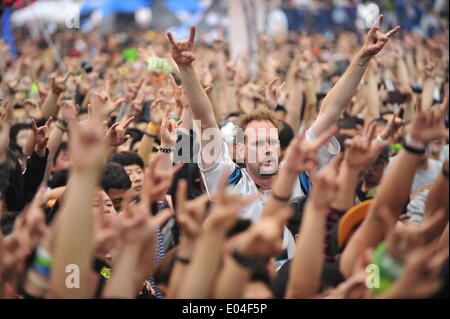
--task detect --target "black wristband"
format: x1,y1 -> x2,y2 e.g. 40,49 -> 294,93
157,146 -> 173,153
174,253 -> 190,265
144,131 -> 157,138
231,248 -> 262,270
56,118 -> 68,127
402,141 -> 426,155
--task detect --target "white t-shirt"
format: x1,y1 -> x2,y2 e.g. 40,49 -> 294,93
197,128 -> 341,259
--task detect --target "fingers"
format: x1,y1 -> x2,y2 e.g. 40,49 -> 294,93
31,119 -> 39,132
109,123 -> 119,133
122,191 -> 135,218
368,15 -> 382,38
45,116 -> 53,128
416,95 -> 423,113
365,121 -> 377,141
166,31 -> 176,46
152,208 -> 174,229
104,79 -> 111,97
188,25 -> 196,44
176,179 -> 188,216
121,116 -> 135,129
385,26 -> 401,38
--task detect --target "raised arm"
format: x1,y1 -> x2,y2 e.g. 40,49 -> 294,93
166,26 -> 222,169
176,174 -> 254,299
310,15 -> 400,137
286,155 -> 342,299
49,107 -> 107,298
340,103 -> 449,278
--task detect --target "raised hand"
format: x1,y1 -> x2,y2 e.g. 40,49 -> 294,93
236,207 -> 292,258
409,99 -> 448,143
167,26 -> 196,66
115,192 -> 173,277
283,125 -> 338,174
24,99 -> 42,120
48,71 -> 72,96
205,171 -> 256,233
106,116 -> 135,147
90,80 -> 126,117
360,15 -> 400,60
175,179 -> 210,239
58,100 -> 79,122
159,103 -> 183,148
31,117 -> 53,156
344,122 -> 388,172
68,106 -> 107,172
379,108 -> 404,143
381,242 -> 448,298
264,78 -> 285,110
379,206 -> 447,263
309,153 -> 343,209
142,154 -> 183,203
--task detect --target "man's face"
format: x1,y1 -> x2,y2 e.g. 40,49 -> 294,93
107,188 -> 128,212
52,149 -> 71,172
124,164 -> 144,194
242,121 -> 280,177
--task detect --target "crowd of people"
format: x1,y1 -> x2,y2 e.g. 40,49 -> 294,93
0,11 -> 448,299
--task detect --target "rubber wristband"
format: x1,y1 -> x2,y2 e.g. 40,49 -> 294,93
147,122 -> 159,133
56,124 -> 67,133
402,141 -> 426,155
144,131 -> 157,138
56,118 -> 68,127
157,146 -> 173,153
32,262 -> 51,277
404,135 -> 427,151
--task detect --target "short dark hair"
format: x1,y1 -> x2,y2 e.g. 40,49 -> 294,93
9,123 -> 31,147
48,169 -> 69,188
101,163 -> 132,193
107,151 -> 144,169
279,121 -> 294,149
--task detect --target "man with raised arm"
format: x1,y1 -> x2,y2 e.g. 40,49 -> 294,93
166,16 -> 399,258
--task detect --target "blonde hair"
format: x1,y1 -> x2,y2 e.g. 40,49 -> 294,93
236,107 -> 282,132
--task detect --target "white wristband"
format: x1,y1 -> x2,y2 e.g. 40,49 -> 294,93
404,135 -> 427,151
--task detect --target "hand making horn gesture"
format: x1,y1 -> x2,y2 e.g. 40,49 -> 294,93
167,26 -> 197,66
